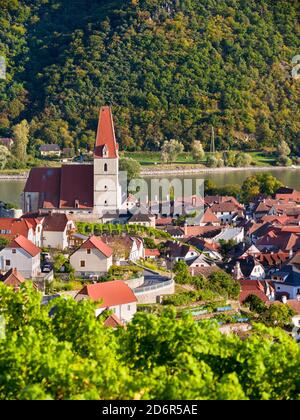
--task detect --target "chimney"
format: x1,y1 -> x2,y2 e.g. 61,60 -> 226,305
184,221 -> 188,236
233,261 -> 243,280
282,295 -> 287,304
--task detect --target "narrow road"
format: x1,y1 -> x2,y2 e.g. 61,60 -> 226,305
135,269 -> 170,290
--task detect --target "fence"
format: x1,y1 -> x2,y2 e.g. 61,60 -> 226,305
134,279 -> 174,294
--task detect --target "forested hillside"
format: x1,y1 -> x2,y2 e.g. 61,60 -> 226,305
0,0 -> 299,152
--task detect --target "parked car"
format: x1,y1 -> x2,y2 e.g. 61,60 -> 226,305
42,263 -> 53,273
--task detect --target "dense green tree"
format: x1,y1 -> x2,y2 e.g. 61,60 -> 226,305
173,260 -> 192,285
0,146 -> 10,169
1,1 -> 299,152
0,283 -> 300,400
208,271 -> 240,299
241,173 -> 283,202
161,139 -> 184,163
119,157 -> 141,182
191,140 -> 205,162
263,303 -> 296,328
12,120 -> 29,161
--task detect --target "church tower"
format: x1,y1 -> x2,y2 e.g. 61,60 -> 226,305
93,107 -> 121,215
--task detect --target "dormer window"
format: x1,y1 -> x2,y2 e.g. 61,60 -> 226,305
75,199 -> 79,209
103,145 -> 108,157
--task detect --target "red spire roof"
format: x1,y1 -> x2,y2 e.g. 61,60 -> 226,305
94,106 -> 118,158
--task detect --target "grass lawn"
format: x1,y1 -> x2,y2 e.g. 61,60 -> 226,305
248,151 -> 276,166
123,151 -> 200,165
124,150 -> 277,167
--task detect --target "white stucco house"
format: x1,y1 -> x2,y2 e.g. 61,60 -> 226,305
0,235 -> 41,278
0,217 -> 44,247
271,254 -> 300,300
42,214 -> 75,250
70,235 -> 113,277
102,235 -> 144,263
75,280 -> 137,323
232,257 -> 265,281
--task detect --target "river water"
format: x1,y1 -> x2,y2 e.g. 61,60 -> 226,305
2,167 -> 300,207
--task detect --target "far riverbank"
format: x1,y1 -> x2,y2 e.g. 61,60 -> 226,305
0,164 -> 298,179
141,165 -> 297,177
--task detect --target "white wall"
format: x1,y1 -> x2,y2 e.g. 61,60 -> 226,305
70,247 -> 112,275
0,248 -> 40,278
95,302 -> 137,323
274,283 -> 300,300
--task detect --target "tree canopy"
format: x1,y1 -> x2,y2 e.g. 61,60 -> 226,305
1,282 -> 299,400
0,0 -> 299,153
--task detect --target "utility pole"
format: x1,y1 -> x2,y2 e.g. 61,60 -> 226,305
210,126 -> 215,154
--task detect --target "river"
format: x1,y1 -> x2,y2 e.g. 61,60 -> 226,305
2,167 -> 300,207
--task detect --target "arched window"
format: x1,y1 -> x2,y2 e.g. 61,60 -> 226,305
103,145 -> 108,157
104,163 -> 108,172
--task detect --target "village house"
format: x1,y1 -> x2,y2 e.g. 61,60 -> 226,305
208,227 -> 245,244
0,217 -> 44,247
39,144 -> 62,158
198,207 -> 220,226
101,235 -> 144,263
186,237 -> 223,261
144,248 -> 161,260
256,231 -> 300,253
0,235 -> 41,278
164,241 -> 200,262
42,214 -> 75,250
275,187 -> 300,203
271,253 -> 300,300
231,256 -> 266,281
239,280 -> 275,304
128,212 -> 156,228
75,280 -> 137,323
0,268 -> 26,291
70,235 -> 113,277
210,202 -> 243,224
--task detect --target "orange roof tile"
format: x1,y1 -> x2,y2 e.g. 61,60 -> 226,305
7,235 -> 41,257
76,280 -> 137,307
81,235 -> 113,258
94,107 -> 118,158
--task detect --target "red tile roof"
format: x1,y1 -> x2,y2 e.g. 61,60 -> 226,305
76,280 -> 137,307
59,164 -> 93,209
24,167 -> 61,208
0,268 -> 25,288
0,218 -> 34,238
7,235 -> 41,257
200,208 -> 220,224
239,280 -> 269,304
94,107 -> 118,158
145,248 -> 160,257
43,214 -> 72,232
80,235 -> 113,258
104,313 -> 124,328
24,165 -> 94,209
211,202 -> 238,213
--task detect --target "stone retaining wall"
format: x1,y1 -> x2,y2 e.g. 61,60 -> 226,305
135,281 -> 175,304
